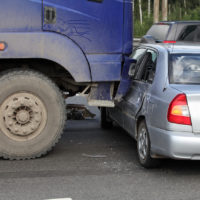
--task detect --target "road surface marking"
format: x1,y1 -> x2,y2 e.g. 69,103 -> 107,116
45,198 -> 72,200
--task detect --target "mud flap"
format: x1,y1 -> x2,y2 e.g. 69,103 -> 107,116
88,82 -> 114,107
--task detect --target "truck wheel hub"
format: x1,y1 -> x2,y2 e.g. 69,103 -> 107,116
16,110 -> 30,124
0,92 -> 47,140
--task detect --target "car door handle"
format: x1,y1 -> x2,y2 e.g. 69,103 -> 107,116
146,96 -> 154,104
146,96 -> 151,101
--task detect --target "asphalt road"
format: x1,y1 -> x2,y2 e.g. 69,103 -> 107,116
1,97 -> 200,200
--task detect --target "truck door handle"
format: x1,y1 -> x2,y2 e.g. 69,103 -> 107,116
44,6 -> 56,24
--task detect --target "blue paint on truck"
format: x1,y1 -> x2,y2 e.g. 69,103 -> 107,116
43,0 -> 125,54
0,0 -> 42,32
0,0 -> 133,101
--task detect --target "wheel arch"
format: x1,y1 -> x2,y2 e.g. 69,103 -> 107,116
135,115 -> 146,139
0,58 -> 85,94
0,32 -> 91,82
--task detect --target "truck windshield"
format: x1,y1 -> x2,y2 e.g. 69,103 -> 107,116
169,54 -> 200,84
147,24 -> 170,41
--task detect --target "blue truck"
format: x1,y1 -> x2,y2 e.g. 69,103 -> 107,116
0,0 -> 133,159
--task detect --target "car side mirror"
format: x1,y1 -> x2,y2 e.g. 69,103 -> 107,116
128,63 -> 136,77
140,35 -> 156,44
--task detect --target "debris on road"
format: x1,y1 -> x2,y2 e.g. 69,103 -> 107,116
82,153 -> 107,158
66,104 -> 96,120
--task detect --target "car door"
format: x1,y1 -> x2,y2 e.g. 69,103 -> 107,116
108,48 -> 146,128
122,49 -> 158,138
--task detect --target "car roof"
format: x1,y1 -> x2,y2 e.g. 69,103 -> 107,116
139,43 -> 200,54
155,21 -> 200,25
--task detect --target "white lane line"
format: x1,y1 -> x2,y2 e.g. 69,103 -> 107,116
45,198 -> 72,200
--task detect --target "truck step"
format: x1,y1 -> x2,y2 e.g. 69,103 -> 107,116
88,99 -> 114,107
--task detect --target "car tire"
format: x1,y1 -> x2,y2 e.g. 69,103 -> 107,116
0,69 -> 66,160
100,107 -> 113,129
137,120 -> 159,168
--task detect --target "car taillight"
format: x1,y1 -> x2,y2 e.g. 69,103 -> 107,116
163,40 -> 176,44
167,94 -> 191,125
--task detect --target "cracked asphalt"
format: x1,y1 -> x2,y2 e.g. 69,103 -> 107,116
0,97 -> 200,200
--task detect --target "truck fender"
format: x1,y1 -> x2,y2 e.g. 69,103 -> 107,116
0,32 -> 91,82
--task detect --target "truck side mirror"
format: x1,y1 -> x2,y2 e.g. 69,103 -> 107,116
128,63 -> 136,77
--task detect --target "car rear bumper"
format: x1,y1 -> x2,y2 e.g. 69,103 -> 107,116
149,126 -> 200,160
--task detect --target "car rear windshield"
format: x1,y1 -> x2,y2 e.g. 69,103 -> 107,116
169,54 -> 200,84
147,24 -> 170,41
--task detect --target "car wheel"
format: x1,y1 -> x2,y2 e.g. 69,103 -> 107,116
100,107 -> 113,129
0,69 -> 66,160
137,120 -> 159,168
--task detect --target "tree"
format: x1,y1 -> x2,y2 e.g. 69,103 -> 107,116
162,0 -> 168,21
184,0 -> 187,15
148,0 -> 151,18
139,0 -> 143,24
154,0 -> 159,23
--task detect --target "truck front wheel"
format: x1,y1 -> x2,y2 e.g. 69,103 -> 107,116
0,69 -> 66,160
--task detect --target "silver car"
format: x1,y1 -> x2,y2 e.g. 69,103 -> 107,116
101,43 -> 200,168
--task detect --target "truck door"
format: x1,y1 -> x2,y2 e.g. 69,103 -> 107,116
0,0 -> 42,32
43,0 -> 124,54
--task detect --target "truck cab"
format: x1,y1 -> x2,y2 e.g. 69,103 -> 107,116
0,0 -> 133,159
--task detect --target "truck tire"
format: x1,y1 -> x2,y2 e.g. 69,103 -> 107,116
0,69 -> 66,160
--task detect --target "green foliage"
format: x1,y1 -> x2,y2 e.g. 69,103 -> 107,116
182,7 -> 200,21
134,11 -> 153,38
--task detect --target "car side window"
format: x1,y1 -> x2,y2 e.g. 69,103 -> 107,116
177,25 -> 200,42
134,49 -> 157,83
131,48 -> 146,61
130,48 -> 147,78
